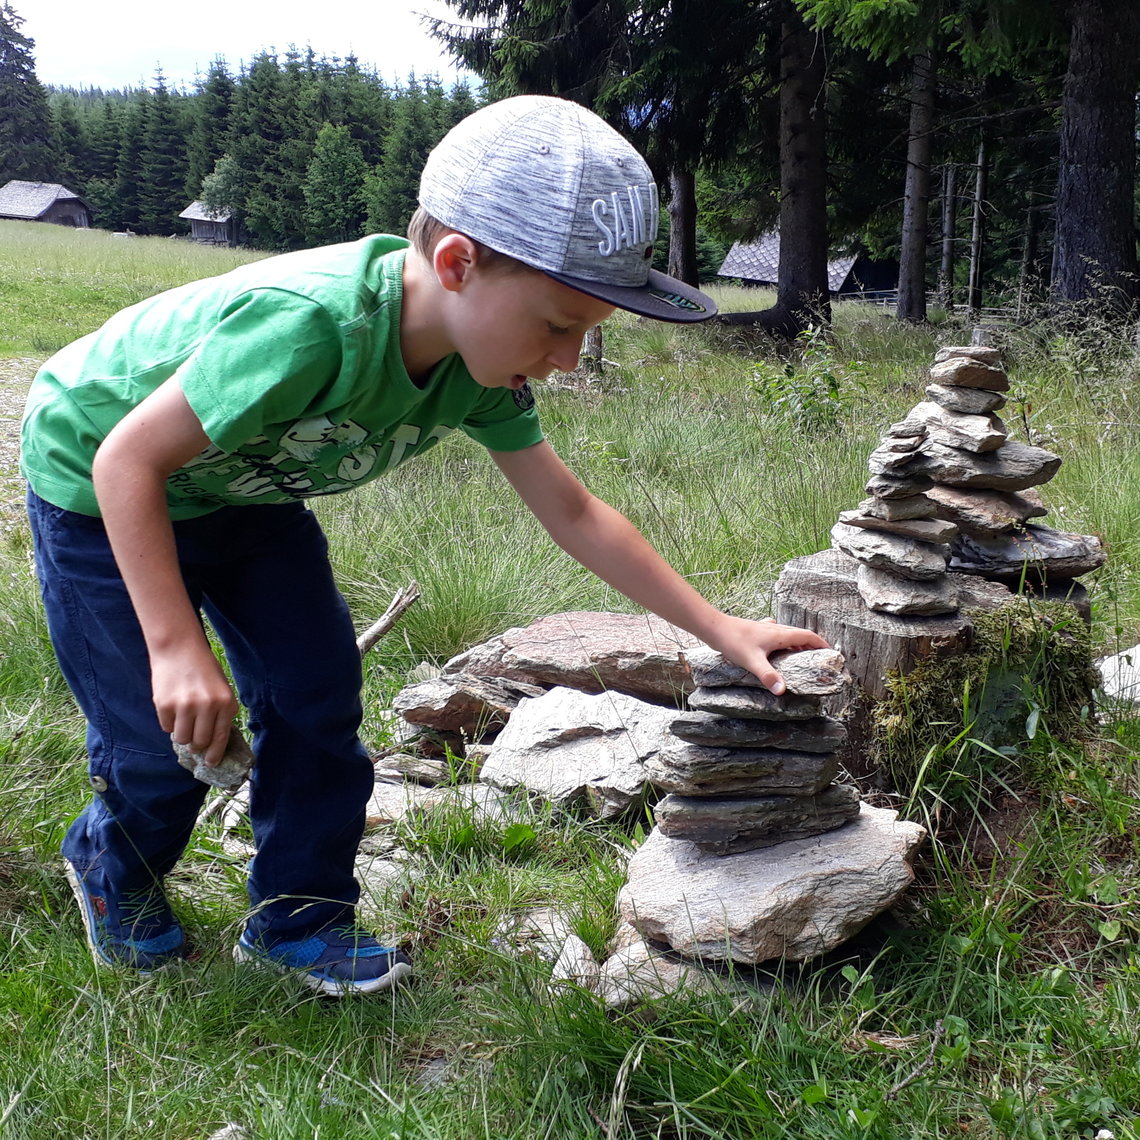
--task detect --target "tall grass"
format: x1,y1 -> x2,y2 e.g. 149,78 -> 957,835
2,229 -> 1140,1139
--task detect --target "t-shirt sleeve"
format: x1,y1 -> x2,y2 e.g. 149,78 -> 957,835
460,386 -> 544,452
174,289 -> 343,451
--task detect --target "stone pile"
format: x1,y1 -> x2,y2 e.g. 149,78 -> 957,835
647,646 -> 860,853
831,345 -> 1102,616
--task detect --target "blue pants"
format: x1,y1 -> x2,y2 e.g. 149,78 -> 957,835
27,490 -> 374,940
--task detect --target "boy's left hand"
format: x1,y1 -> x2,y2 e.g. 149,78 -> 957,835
702,615 -> 829,696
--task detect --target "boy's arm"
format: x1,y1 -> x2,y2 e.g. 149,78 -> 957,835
92,376 -> 239,766
490,441 -> 827,694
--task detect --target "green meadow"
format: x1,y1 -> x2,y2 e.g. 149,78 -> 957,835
2,221 -> 1139,1139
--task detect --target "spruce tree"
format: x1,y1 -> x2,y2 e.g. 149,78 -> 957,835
185,59 -> 235,200
364,79 -> 436,236
303,122 -> 367,245
112,96 -> 146,231
138,72 -> 188,235
0,2 -> 55,183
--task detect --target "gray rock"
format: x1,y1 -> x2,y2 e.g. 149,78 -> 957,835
687,685 -> 822,720
838,510 -> 959,544
172,725 -> 253,791
371,753 -> 454,786
618,806 -> 927,963
654,782 -> 861,854
646,744 -> 838,797
855,563 -> 961,616
858,494 -> 937,522
598,938 -> 720,1009
865,471 -> 935,499
912,400 -> 1008,453
393,673 -> 545,736
879,431 -> 926,450
928,357 -> 1010,391
925,383 -> 1007,415
479,687 -> 675,818
831,521 -> 950,581
683,645 -> 846,695
867,442 -> 924,474
494,907 -> 576,963
671,710 -> 847,752
365,780 -> 519,827
949,525 -> 1107,583
934,345 -> 1003,366
443,611 -> 701,704
925,484 -> 1048,537
918,440 -> 1061,491
549,935 -> 601,993
1096,644 -> 1140,704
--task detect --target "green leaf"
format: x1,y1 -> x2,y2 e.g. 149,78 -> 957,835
501,822 -> 537,855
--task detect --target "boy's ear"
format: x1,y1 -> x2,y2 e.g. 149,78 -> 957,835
433,232 -> 480,293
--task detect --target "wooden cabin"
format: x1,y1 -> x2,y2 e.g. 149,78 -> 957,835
179,201 -> 236,245
0,180 -> 91,227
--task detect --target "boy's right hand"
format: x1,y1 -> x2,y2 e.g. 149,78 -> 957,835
150,646 -> 239,768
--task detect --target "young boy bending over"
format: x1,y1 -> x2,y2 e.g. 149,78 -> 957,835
21,95 -> 825,996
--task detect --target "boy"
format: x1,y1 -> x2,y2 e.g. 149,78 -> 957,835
21,95 -> 826,996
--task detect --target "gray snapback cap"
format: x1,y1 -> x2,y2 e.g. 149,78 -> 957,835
419,95 -> 716,323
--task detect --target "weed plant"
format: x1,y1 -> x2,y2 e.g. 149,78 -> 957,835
1,228 -> 1139,1138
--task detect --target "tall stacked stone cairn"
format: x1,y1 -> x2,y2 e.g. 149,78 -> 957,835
619,645 -> 927,964
829,344 -> 1104,617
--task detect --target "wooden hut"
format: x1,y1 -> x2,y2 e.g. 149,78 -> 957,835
179,201 -> 236,245
719,232 -> 898,299
0,180 -> 91,227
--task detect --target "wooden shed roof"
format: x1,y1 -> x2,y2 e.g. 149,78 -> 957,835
0,180 -> 89,219
179,200 -> 232,222
719,232 -> 858,293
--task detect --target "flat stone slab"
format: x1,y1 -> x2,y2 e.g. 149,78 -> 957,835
934,345 -> 1002,366
671,710 -> 846,752
913,400 -> 1008,453
443,610 -> 702,704
926,485 -> 1048,537
646,745 -> 838,797
838,510 -> 959,544
683,646 -> 848,696
865,470 -> 935,498
654,782 -> 861,854
393,673 -> 545,736
925,383 -> 1007,415
598,938 -> 721,1009
687,685 -> 822,720
858,493 -> 937,522
619,805 -> 927,963
949,525 -> 1107,583
856,564 -> 960,616
831,521 -> 950,580
928,357 -> 1010,391
479,686 -> 675,818
918,440 -> 1061,491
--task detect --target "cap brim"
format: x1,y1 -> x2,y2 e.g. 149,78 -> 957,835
543,267 -> 718,323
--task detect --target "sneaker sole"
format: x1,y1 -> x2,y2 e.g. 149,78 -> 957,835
64,861 -> 185,974
233,941 -> 413,997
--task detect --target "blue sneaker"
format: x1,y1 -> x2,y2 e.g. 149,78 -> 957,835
234,924 -> 412,996
65,860 -> 187,972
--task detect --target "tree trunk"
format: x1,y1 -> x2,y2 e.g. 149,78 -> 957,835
666,167 -> 699,287
1017,202 -> 1043,317
967,131 -> 988,317
1051,0 -> 1140,314
896,51 -> 935,324
749,4 -> 829,337
937,163 -> 957,311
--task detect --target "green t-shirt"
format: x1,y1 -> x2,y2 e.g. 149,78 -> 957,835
21,235 -> 543,519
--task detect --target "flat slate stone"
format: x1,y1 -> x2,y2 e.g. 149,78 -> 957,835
682,646 -> 848,696
919,440 -> 1061,491
913,400 -> 1008,453
831,521 -> 950,581
928,357 -> 1010,391
838,510 -> 959,544
948,524 -> 1107,583
654,782 -> 862,854
393,672 -> 546,736
934,345 -> 1002,366
926,484 -> 1048,537
855,563 -> 961,616
671,710 -> 847,752
858,494 -> 937,522
925,383 -> 1007,415
646,745 -> 838,797
865,471 -> 935,498
867,443 -> 924,474
687,685 -> 822,720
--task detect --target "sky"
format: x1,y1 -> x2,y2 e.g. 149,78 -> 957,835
23,0 -> 475,92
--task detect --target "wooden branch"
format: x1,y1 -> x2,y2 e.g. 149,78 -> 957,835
356,581 -> 421,657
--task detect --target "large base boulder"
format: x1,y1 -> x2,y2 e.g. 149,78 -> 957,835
618,805 -> 926,963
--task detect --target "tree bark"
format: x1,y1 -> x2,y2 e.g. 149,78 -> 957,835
967,131 -> 988,317
666,166 -> 699,287
749,4 -> 829,336
1051,0 -> 1140,314
937,163 -> 957,311
896,51 -> 935,324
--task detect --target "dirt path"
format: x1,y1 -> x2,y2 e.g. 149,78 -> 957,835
0,358 -> 39,535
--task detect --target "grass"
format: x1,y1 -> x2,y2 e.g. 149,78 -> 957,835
2,224 -> 1140,1138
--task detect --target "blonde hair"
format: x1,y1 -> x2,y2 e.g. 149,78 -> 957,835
406,207 -> 531,274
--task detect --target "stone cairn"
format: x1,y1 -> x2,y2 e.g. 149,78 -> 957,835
829,345 -> 1102,617
645,646 -> 860,854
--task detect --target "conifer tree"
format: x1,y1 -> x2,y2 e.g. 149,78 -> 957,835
185,59 -> 235,200
138,72 -> 188,235
51,93 -> 90,188
111,96 -> 147,231
364,79 -> 437,236
303,122 -> 367,245
0,2 -> 55,183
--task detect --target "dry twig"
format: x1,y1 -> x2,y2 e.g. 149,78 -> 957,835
356,581 -> 421,656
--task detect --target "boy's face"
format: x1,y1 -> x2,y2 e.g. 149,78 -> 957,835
447,263 -> 617,390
